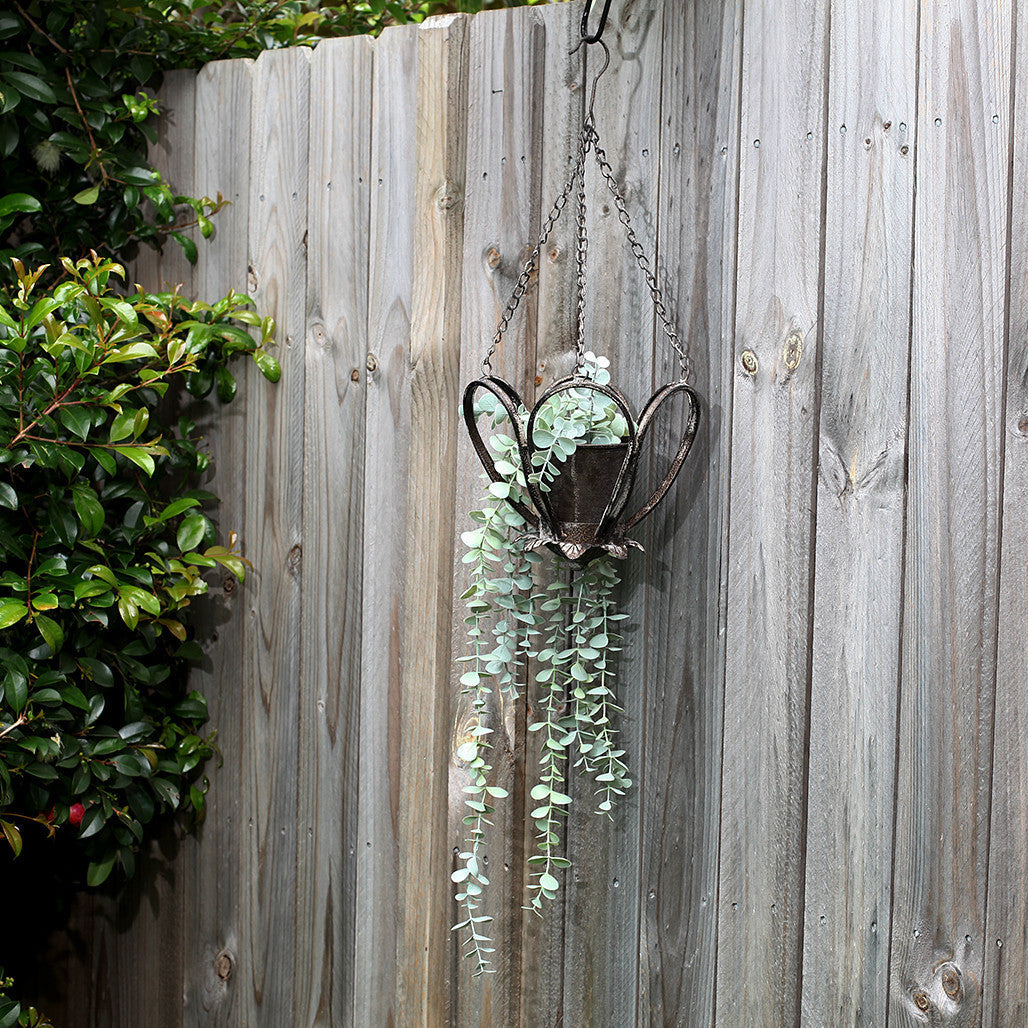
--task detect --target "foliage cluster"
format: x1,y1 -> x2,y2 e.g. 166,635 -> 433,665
454,354 -> 632,975
0,967 -> 52,1028
0,253 -> 277,889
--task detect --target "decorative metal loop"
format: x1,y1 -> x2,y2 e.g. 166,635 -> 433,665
462,377 -> 539,528
622,382 -> 700,532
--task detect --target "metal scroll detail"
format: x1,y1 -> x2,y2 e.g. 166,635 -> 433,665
463,374 -> 700,562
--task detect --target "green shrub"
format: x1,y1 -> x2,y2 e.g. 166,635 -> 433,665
0,253 -> 277,886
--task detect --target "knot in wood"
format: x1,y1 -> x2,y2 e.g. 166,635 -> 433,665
436,183 -> 460,212
783,332 -> 803,370
913,989 -> 931,1013
1016,413 -> 1028,436
214,951 -> 233,980
741,349 -> 758,375
350,368 -> 361,383
940,965 -> 962,1001
223,575 -> 236,595
287,544 -> 302,574
485,246 -> 501,270
366,353 -> 378,373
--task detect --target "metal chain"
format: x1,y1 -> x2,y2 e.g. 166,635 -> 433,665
483,107 -> 691,380
591,136 -> 690,379
574,137 -> 589,369
482,129 -> 593,374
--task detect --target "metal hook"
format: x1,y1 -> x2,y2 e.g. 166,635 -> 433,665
568,32 -> 610,126
580,0 -> 613,44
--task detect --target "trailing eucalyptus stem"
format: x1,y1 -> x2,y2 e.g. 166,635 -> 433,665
453,353 -> 632,974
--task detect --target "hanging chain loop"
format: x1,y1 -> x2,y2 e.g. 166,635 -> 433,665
591,137 -> 689,378
483,41 -> 689,381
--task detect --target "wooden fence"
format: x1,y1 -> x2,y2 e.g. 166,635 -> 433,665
38,0 -> 1028,1024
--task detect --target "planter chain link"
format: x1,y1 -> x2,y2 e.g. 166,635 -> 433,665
481,113 -> 688,381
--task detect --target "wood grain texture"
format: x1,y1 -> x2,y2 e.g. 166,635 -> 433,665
396,15 -> 468,1027
798,2 -> 916,1025
182,56 -> 255,1027
450,7 -> 547,1024
354,25 -> 416,1028
982,1 -> 1028,1021
562,3 -> 664,1025
242,45 -> 310,1025
517,4 -> 581,1025
635,1 -> 741,1023
889,2 -> 1011,1023
714,0 -> 827,1024
296,35 -> 372,1027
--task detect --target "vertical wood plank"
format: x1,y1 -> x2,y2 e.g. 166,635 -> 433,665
450,8 -> 546,1024
562,3 -> 664,1025
133,69 -> 198,294
798,1 -> 917,1024
242,45 -> 310,1025
182,56 -> 255,1027
396,15 -> 468,1027
518,4 -> 581,1024
714,0 -> 827,1023
889,1 -> 1011,1021
983,0 -> 1028,1019
354,25 -> 417,1028
635,1 -> 742,1022
297,35 -> 372,1027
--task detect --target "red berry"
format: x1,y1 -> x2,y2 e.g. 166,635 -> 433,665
69,803 -> 85,826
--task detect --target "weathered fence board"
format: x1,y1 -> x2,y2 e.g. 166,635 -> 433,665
889,2 -> 1011,1023
354,24 -> 417,1027
42,2 -> 1028,1025
560,5 -> 665,1025
451,10 -> 547,1023
396,15 -> 468,1028
982,1 -> 1028,1022
241,45 -> 310,1023
715,0 -> 827,1023
799,1 -> 917,1024
299,35 -> 373,1025
634,1 -> 741,1022
514,5 -> 581,1023
183,57 -> 254,1026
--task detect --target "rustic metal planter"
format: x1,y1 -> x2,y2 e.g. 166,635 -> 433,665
464,373 -> 700,561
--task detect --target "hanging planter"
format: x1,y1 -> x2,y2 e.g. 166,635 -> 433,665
464,373 -> 698,560
452,0 -> 700,976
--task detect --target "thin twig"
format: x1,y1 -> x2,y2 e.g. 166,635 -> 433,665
0,715 -> 27,740
14,1 -> 68,55
64,68 -> 109,182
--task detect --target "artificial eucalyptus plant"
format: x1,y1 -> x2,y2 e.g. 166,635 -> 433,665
453,352 -> 634,975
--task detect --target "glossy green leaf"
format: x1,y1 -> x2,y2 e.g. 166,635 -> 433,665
0,191 -> 40,218
1,820 -> 22,858
34,613 -> 63,653
71,483 -> 104,538
73,184 -> 101,205
176,513 -> 207,553
2,70 -> 57,103
0,600 -> 28,630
